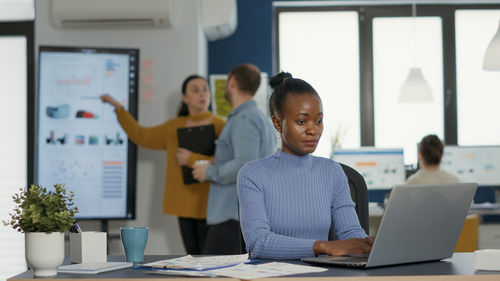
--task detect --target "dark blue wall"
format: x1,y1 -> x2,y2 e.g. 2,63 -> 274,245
208,0 -> 274,76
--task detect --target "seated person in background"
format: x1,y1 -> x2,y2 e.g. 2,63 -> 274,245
237,72 -> 373,259
406,134 -> 459,184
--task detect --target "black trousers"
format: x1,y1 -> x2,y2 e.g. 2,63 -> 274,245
202,219 -> 245,255
178,217 -> 208,255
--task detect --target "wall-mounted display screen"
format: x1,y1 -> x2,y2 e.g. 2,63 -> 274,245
36,46 -> 138,219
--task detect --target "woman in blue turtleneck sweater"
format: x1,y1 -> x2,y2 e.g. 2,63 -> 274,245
237,72 -> 373,259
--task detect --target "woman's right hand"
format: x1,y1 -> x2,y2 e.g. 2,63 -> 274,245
100,94 -> 121,109
313,237 -> 374,256
175,148 -> 191,166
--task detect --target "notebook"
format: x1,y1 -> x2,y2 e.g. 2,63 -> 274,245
57,262 -> 133,274
302,183 -> 478,268
177,124 -> 216,184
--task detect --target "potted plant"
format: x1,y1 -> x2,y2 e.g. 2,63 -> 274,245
3,184 -> 78,276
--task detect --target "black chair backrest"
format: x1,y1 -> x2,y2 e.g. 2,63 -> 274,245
328,163 -> 370,240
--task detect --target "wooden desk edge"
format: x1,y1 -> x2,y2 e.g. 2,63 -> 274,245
7,274 -> 236,281
10,275 -> 500,281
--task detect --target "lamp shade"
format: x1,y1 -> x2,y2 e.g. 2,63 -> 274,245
399,68 -> 433,102
483,20 -> 500,71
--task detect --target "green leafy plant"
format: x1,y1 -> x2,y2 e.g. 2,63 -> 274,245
3,184 -> 79,233
331,123 -> 349,159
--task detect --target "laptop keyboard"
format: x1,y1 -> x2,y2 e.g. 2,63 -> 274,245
331,257 -> 368,268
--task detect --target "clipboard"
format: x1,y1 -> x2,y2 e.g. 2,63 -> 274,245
177,125 -> 216,184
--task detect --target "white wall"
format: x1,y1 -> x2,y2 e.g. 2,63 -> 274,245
35,0 -> 208,255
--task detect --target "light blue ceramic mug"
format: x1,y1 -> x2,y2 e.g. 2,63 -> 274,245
120,227 -> 148,264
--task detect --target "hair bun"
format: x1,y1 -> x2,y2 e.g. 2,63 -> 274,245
269,72 -> 292,90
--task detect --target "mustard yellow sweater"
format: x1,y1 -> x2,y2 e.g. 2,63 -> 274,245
116,107 -> 225,219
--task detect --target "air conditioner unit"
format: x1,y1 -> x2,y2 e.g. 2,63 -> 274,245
202,0 -> 237,42
50,0 -> 174,28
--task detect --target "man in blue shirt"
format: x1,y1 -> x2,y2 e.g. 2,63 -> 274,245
192,63 -> 277,254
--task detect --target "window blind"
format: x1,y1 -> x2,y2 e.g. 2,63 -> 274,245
0,36 -> 28,281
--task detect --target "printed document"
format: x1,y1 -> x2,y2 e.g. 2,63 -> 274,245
216,262 -> 326,279
151,262 -> 326,280
142,254 -> 250,270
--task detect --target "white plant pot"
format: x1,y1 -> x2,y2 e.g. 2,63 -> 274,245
25,232 -> 64,276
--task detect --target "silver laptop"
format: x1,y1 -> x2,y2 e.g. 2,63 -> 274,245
302,183 -> 478,268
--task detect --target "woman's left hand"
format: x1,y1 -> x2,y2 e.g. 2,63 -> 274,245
313,237 -> 374,256
175,148 -> 191,166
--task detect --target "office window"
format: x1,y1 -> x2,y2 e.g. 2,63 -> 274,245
0,36 -> 28,280
0,0 -> 34,21
278,11 -> 360,158
455,10 -> 500,146
373,17 -> 444,165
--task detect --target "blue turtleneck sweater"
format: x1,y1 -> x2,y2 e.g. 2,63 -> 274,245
237,149 -> 367,259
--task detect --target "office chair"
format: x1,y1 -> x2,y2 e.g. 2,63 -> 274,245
329,163 -> 370,240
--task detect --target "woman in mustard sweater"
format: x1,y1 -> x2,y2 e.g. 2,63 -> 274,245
100,75 -> 225,254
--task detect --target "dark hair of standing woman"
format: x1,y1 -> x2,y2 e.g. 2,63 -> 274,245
418,134 -> 444,165
177,75 -> 207,117
268,72 -> 320,117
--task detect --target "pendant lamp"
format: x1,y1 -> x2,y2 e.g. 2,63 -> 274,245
399,0 -> 433,102
399,68 -> 433,102
483,20 -> 500,71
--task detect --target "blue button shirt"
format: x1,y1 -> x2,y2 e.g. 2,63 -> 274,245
205,100 -> 277,225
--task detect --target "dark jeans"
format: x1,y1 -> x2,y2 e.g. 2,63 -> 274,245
202,219 -> 245,255
178,217 -> 208,255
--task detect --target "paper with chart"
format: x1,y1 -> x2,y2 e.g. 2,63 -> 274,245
211,262 -> 327,279
142,254 -> 250,270
151,261 -> 327,280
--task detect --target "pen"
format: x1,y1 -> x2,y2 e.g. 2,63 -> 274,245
72,222 -> 83,233
69,223 -> 77,233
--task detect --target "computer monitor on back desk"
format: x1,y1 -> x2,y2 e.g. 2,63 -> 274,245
333,148 -> 406,190
441,145 -> 500,186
